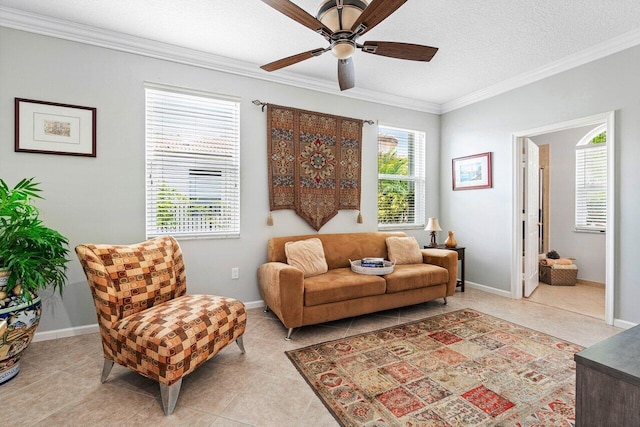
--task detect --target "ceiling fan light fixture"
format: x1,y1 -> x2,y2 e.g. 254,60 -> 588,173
331,40 -> 356,59
317,0 -> 368,33
260,0 -> 438,91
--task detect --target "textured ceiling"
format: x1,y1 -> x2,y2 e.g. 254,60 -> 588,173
2,0 -> 640,108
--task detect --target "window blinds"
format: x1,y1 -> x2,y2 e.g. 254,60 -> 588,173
377,125 -> 426,228
575,144 -> 606,231
145,86 -> 240,239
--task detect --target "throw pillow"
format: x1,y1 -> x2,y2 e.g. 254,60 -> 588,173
386,236 -> 423,265
285,238 -> 328,278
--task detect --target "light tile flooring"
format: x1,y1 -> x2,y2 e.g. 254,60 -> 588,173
1,287 -> 621,426
525,281 -> 605,320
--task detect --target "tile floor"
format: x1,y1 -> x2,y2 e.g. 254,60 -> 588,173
1,287 -> 621,426
525,281 -> 605,320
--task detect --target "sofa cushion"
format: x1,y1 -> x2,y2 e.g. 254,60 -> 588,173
304,268 -> 386,306
384,264 -> 449,293
285,238 -> 328,278
386,236 -> 423,264
268,232 -> 407,269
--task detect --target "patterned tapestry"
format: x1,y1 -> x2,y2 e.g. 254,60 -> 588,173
267,104 -> 362,231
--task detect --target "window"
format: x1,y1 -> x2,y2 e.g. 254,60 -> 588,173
377,125 -> 426,228
575,125 -> 606,231
145,85 -> 240,239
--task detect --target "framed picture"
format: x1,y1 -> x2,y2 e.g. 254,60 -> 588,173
15,98 -> 96,157
452,152 -> 492,190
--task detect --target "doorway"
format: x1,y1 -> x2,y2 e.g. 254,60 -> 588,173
510,112 -> 615,325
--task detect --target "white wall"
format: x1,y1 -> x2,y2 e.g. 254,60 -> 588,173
4,26 -> 639,328
0,27 -> 440,332
441,44 -> 640,324
531,125 -> 606,284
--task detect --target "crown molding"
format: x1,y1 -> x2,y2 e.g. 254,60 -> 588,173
441,27 -> 640,114
3,6 -> 639,115
0,6 -> 441,114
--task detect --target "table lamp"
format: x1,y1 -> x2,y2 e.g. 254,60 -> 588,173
425,217 -> 442,247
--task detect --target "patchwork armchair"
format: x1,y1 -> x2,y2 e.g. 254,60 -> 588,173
76,236 -> 247,415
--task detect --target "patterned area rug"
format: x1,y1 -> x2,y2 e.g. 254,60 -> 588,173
286,309 -> 583,426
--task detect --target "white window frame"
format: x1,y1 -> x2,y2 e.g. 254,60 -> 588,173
575,124 -> 606,232
145,84 -> 240,239
377,124 -> 426,229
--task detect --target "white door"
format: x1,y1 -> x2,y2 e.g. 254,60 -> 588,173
524,138 -> 540,297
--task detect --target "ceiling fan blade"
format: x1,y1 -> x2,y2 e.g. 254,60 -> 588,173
362,41 -> 438,61
350,0 -> 408,35
261,0 -> 332,35
337,58 -> 355,91
261,48 -> 327,72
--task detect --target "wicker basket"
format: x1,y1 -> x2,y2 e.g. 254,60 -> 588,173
350,259 -> 395,275
539,264 -> 577,286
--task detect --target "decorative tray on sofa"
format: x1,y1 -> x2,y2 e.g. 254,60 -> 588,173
350,258 -> 395,275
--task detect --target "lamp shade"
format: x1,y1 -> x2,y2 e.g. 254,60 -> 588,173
425,217 -> 442,232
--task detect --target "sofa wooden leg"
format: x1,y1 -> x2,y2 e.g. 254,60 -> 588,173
285,328 -> 294,341
443,297 -> 447,305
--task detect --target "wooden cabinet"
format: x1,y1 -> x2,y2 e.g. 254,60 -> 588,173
574,324 -> 640,426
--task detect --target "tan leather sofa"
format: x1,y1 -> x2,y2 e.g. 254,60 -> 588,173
258,232 -> 458,339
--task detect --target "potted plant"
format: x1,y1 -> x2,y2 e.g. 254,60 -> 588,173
0,177 -> 69,384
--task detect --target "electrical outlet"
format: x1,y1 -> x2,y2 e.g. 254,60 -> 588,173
231,267 -> 239,279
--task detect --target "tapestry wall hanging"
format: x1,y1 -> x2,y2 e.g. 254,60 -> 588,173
267,104 -> 362,231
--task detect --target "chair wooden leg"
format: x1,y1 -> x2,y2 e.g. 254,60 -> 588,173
236,336 -> 246,354
160,378 -> 183,415
101,360 -> 114,383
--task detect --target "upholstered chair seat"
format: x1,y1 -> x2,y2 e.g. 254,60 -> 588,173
76,236 -> 247,415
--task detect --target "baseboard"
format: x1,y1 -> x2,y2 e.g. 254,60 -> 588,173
33,323 -> 99,342
244,299 -> 265,310
613,318 -> 637,330
576,279 -> 605,288
29,297 -> 638,342
32,299 -> 267,342
465,281 -> 512,298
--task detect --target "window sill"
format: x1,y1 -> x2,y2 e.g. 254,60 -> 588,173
148,233 -> 241,240
574,229 -> 606,234
378,225 -> 426,231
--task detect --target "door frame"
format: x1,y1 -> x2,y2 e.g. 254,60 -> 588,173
524,138 -> 540,297
510,111 -> 615,325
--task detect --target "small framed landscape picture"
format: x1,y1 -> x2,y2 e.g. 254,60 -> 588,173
452,152 -> 492,190
15,98 -> 96,157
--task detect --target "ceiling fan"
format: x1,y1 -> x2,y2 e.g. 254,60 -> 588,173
260,0 -> 438,91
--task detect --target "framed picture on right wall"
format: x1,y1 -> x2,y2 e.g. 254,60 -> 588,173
452,152 -> 492,190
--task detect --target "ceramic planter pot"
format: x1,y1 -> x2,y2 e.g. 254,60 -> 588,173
0,269 -> 42,385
